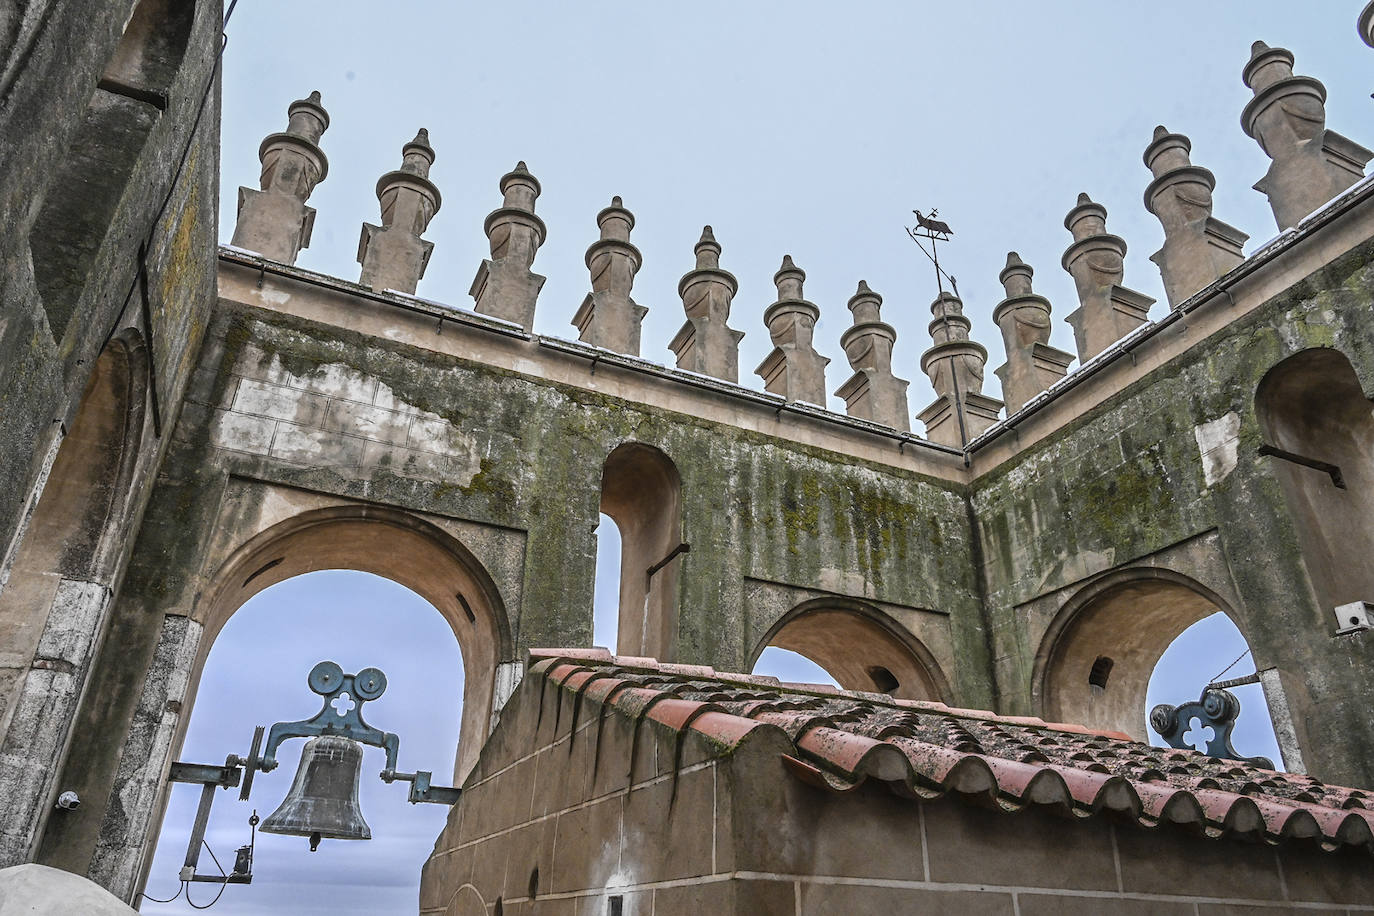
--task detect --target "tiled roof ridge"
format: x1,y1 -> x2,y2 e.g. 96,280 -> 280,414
526,649 -> 1374,854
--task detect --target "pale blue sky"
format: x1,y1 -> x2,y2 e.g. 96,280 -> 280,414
146,2 -> 1363,911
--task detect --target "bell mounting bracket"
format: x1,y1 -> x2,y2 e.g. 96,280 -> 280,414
1150,686 -> 1275,769
257,660 -> 401,775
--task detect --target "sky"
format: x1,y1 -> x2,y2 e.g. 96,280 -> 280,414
143,1 -> 1367,912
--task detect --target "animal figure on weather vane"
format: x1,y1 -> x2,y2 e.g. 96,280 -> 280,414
906,208 -> 959,298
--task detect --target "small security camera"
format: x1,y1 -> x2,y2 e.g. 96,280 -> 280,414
55,791 -> 80,810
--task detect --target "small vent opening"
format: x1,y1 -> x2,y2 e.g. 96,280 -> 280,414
867,665 -> 900,694
1088,656 -> 1114,692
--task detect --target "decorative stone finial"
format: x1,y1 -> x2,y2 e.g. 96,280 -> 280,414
1061,193 -> 1155,362
229,90 -> 331,264
1143,126 -> 1247,306
1242,42 -> 1372,230
754,255 -> 829,405
669,226 -> 744,381
573,196 -> 647,355
917,291 -> 1003,447
834,282 -> 910,431
992,252 -> 1074,415
356,130 -> 442,295
470,161 -> 547,329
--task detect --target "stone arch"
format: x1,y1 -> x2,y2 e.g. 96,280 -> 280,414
598,442 -> 683,659
749,598 -> 950,702
0,329 -> 148,859
27,0 -> 195,344
1255,347 -> 1374,622
1034,567 -> 1252,741
191,505 -> 513,785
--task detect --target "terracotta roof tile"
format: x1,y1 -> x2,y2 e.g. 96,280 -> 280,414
526,649 -> 1374,853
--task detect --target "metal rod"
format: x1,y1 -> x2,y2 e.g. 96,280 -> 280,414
1210,672 -> 1262,689
182,783 -> 216,877
1257,443 -> 1345,488
646,542 -> 690,581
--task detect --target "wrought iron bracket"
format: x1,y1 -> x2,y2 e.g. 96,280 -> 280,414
258,661 -> 401,775
381,768 -> 463,806
1150,686 -> 1275,769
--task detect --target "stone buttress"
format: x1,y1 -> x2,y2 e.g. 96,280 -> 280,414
669,226 -> 745,382
357,129 -> 441,295
1243,41 -> 1372,231
229,91 -> 329,265
918,290 -> 1002,448
835,281 -> 910,431
572,196 -> 647,355
1061,193 -> 1155,362
1143,126 -> 1248,307
470,161 -> 547,330
992,252 -> 1073,415
753,255 -> 829,404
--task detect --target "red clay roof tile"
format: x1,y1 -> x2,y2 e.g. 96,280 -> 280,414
526,649 -> 1373,853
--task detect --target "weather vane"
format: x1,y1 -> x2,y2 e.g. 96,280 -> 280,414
906,208 -> 959,298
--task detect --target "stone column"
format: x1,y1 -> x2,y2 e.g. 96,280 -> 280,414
1143,126 -> 1248,307
754,256 -> 829,405
470,161 -> 547,330
918,291 -> 1003,448
669,226 -> 744,382
357,129 -> 441,295
992,253 -> 1074,415
1061,193 -> 1155,363
835,281 -> 910,431
229,91 -> 330,264
572,197 -> 647,355
1242,41 -> 1372,231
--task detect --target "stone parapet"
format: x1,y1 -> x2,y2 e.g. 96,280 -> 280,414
229,91 -> 330,265
1243,41 -> 1372,231
573,196 -> 647,356
357,129 -> 441,295
470,161 -> 547,330
1143,126 -> 1248,307
753,255 -> 828,405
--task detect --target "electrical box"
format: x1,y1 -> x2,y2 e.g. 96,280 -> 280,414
1334,601 -> 1374,634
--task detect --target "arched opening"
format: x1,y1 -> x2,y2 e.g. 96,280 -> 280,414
0,331 -> 145,753
141,571 -> 462,913
1147,613 -> 1282,765
598,444 -> 682,659
190,508 -> 511,786
1255,348 -> 1374,620
591,514 -> 622,652
749,599 -> 948,701
1036,571 -> 1279,752
27,0 -> 194,343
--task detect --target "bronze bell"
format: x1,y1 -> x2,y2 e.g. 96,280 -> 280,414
261,735 -> 371,850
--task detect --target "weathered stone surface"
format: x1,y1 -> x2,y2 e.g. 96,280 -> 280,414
670,226 -> 745,382
573,196 -> 647,355
1143,126 -> 1248,306
357,129 -> 441,295
1061,193 -> 1155,361
753,255 -> 829,405
1243,42 -> 1372,231
470,161 -> 546,330
835,281 -> 910,430
229,91 -> 329,264
992,252 -> 1073,415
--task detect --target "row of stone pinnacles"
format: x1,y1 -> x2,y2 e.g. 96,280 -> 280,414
228,40 -> 1370,447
